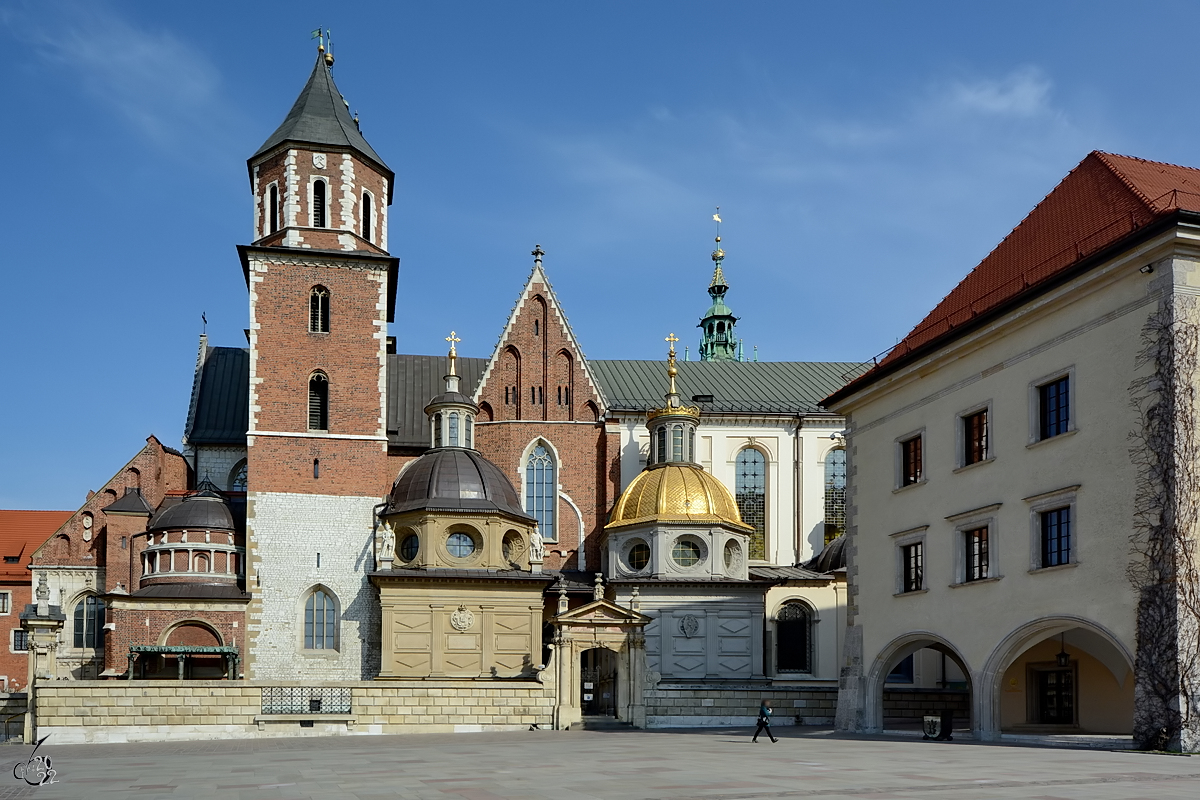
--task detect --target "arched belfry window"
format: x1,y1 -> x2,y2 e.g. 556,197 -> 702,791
776,602 -> 812,673
449,412 -> 459,447
656,427 -> 667,465
312,179 -> 326,228
308,373 -> 329,431
73,595 -> 105,649
309,286 -> 330,333
268,184 -> 279,234
736,448 -> 766,560
672,426 -> 683,461
362,191 -> 372,243
824,448 -> 847,544
304,588 -> 337,650
434,413 -> 443,448
525,444 -> 556,542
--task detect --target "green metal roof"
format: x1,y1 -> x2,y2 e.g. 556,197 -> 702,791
590,360 -> 861,415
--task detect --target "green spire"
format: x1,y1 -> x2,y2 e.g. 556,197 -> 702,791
698,210 -> 740,362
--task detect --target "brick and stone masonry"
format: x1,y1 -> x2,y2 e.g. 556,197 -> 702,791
473,264 -> 620,572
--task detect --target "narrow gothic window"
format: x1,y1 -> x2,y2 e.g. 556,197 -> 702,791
268,184 -> 278,234
308,373 -> 329,430
304,589 -> 336,649
313,458 -> 320,479
672,426 -> 683,461
449,412 -> 459,447
230,459 -> 248,492
525,445 -> 556,541
312,179 -> 326,228
736,448 -> 766,560
688,428 -> 695,462
505,387 -> 510,405
776,603 -> 812,673
73,595 -> 105,649
657,427 -> 667,465
362,191 -> 372,242
465,416 -> 473,449
309,287 -> 330,333
434,413 -> 443,447
534,319 -> 539,336
557,386 -> 562,405
824,448 -> 847,544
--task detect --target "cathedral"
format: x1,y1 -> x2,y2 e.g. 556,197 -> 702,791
21,48 -> 854,739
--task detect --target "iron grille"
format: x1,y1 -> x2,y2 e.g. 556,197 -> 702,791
261,686 -> 351,715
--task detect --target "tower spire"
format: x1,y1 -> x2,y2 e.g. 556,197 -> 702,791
697,209 -> 740,361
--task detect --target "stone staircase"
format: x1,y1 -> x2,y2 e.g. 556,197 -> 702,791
579,715 -> 634,731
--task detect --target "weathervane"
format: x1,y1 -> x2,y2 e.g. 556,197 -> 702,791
712,207 -> 725,263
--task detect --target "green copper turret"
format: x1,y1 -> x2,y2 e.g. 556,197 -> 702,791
698,236 -> 740,361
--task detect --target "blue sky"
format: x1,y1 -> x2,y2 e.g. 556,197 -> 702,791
3,0 -> 1199,509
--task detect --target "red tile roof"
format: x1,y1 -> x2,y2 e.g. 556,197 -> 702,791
0,510 -> 72,580
833,152 -> 1200,400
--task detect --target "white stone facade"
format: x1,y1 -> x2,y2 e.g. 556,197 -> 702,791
194,445 -> 247,491
246,492 -> 381,680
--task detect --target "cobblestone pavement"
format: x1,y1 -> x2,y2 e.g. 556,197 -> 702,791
2,727 -> 1198,800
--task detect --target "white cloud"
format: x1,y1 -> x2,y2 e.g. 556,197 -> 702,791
942,68 -> 1053,117
13,1 -> 242,158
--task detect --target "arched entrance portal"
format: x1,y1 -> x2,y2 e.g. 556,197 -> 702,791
866,633 -> 973,735
981,617 -> 1133,738
581,647 -> 619,717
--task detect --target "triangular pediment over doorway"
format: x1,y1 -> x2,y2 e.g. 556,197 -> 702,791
555,597 -> 650,627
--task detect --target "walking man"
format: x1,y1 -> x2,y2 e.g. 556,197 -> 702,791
752,699 -> 778,743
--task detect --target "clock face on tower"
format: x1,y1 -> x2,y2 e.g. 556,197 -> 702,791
312,152 -> 327,169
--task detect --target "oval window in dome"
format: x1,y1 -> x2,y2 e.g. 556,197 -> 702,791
399,534 -> 419,562
672,539 -> 702,568
447,532 -> 476,558
628,541 -> 650,571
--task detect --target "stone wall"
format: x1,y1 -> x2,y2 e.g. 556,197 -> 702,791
645,684 -> 839,727
0,693 -> 27,741
882,689 -> 971,722
33,680 -> 554,744
246,492 -> 381,681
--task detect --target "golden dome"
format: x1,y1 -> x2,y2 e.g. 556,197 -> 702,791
607,464 -> 752,531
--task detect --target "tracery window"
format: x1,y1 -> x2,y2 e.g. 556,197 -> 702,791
303,588 -> 336,650
308,373 -> 329,431
776,602 -> 812,673
525,444 -> 556,541
736,448 -> 767,560
309,286 -> 330,333
230,459 -> 248,492
823,448 -> 846,544
73,595 -> 105,649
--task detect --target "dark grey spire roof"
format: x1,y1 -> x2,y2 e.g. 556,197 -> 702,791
103,488 -> 153,516
185,346 -> 249,445
251,54 -> 392,181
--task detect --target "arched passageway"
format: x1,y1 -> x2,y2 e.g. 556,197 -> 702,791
866,634 -> 973,735
981,617 -> 1133,737
580,647 -> 619,717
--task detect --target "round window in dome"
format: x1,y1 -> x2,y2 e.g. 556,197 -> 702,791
672,539 -> 702,568
724,539 -> 742,572
399,534 -> 419,562
628,541 -> 650,571
447,532 -> 476,558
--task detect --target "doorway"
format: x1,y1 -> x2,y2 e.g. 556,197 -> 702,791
580,647 -> 618,717
1031,665 -> 1076,725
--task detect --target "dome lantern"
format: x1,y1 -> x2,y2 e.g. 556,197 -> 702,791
424,331 -> 478,450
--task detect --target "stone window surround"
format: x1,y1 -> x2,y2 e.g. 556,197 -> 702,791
733,445 -> 770,561
262,179 -> 280,238
1024,484 -> 1081,571
769,597 -> 819,677
893,427 -> 926,491
1027,365 -> 1077,445
890,525 -> 928,595
0,591 -> 10,616
946,503 -> 1002,586
297,585 -> 341,655
955,399 -> 994,470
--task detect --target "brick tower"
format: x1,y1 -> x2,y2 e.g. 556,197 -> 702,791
473,247 -> 619,572
237,47 -> 398,679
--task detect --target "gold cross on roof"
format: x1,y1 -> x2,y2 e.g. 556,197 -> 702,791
446,331 -> 461,355
665,333 -> 679,346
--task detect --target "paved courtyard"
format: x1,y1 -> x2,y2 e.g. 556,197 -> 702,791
4,727 -> 1199,800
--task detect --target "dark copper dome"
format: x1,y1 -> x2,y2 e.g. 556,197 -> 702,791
388,448 -> 533,522
810,534 -> 847,573
149,488 -> 235,532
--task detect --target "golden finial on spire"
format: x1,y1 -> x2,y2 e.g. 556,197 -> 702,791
665,333 -> 679,397
711,208 -> 725,262
445,331 -> 461,376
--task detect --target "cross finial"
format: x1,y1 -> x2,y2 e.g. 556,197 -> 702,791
445,331 -> 461,376
532,244 -> 545,267
665,333 -> 680,397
